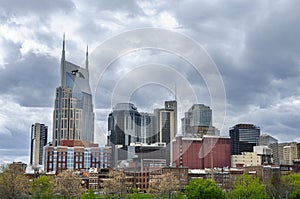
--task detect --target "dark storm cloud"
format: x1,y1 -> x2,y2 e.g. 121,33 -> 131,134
0,43 -> 59,107
93,50 -> 210,110
1,0 -> 300,164
224,0 -> 300,109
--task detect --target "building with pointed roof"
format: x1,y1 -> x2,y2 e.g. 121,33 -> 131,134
53,35 -> 94,146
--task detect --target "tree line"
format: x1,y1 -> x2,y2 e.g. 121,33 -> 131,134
0,164 -> 300,199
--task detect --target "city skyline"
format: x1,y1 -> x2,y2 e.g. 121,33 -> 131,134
1,1 -> 300,164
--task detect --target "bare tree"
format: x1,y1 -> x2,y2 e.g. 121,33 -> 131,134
148,172 -> 180,198
51,170 -> 84,198
0,163 -> 29,199
101,170 -> 129,198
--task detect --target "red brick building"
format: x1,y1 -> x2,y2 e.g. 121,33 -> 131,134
44,140 -> 111,173
173,135 -> 231,169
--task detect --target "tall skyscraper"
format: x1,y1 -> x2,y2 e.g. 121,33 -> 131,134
107,101 -> 177,167
181,104 -> 219,137
229,123 -> 260,155
257,134 -> 279,164
30,123 -> 48,166
44,36 -> 111,173
53,36 -> 94,146
140,112 -> 155,144
107,103 -> 141,166
154,100 -> 177,165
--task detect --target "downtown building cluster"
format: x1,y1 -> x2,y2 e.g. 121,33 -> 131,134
30,37 -> 111,172
27,38 -> 300,192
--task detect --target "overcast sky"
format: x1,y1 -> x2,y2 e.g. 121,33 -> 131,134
1,0 -> 300,164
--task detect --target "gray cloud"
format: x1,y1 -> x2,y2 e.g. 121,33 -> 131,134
0,49 -> 58,107
0,0 -> 300,164
0,0 -> 75,18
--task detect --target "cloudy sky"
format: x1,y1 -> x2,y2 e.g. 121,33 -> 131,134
1,0 -> 300,164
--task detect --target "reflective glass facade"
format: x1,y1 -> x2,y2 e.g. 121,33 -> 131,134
53,41 -> 94,146
229,124 -> 260,155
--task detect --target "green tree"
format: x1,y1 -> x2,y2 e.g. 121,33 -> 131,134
30,175 -> 52,199
185,178 -> 224,199
230,174 -> 267,199
282,173 -> 300,199
265,173 -> 286,199
0,163 -> 29,199
81,188 -> 98,199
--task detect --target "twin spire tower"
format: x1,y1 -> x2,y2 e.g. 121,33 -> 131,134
53,34 -> 95,146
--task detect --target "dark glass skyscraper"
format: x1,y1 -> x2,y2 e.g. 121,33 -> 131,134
107,101 -> 177,167
53,36 -> 94,146
107,103 -> 141,166
181,104 -> 219,137
229,123 -> 260,155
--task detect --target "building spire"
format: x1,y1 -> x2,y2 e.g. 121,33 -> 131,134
62,33 -> 65,60
85,45 -> 89,70
61,33 -> 66,87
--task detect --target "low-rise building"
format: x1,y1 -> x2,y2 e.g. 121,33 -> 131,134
231,152 -> 261,167
44,140 -> 111,173
173,135 -> 231,169
254,146 -> 273,164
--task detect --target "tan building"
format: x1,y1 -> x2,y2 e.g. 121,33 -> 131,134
283,142 -> 298,165
231,152 -> 261,167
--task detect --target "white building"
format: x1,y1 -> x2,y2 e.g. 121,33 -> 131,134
30,123 -> 48,166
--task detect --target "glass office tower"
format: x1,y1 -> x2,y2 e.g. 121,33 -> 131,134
53,36 -> 94,146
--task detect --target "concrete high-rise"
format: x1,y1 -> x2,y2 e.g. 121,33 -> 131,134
229,124 -> 260,155
154,100 -> 177,165
283,142 -> 298,165
53,36 -> 94,146
30,123 -> 48,166
257,134 -> 279,164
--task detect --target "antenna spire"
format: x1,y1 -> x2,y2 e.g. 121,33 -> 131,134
62,33 -> 65,60
85,45 -> 89,70
61,33 -> 66,87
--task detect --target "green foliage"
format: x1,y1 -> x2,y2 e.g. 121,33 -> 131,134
81,188 -> 98,199
30,175 -> 52,199
185,178 -> 225,199
282,173 -> 300,199
230,174 -> 267,199
265,173 -> 286,198
125,193 -> 154,199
